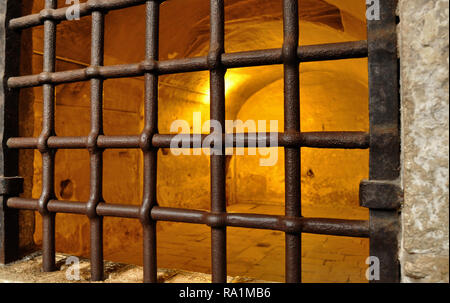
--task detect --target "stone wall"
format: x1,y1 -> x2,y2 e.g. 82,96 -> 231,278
398,0 -> 449,282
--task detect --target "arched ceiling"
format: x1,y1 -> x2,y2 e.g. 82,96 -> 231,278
28,0 -> 368,120
104,0 -> 366,63
30,0 -> 366,65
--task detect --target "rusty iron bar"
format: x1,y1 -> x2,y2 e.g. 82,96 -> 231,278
86,9 -> 105,282
37,0 -> 57,273
5,198 -> 369,238
7,41 -> 368,89
209,0 -> 227,283
364,0 -> 401,283
283,0 -> 301,283
6,132 -> 370,150
139,0 -> 160,283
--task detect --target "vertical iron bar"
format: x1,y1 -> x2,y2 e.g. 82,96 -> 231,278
209,0 -> 227,283
86,10 -> 105,281
366,0 -> 400,283
0,0 -> 22,265
139,0 -> 159,284
37,0 -> 57,272
283,0 -> 301,283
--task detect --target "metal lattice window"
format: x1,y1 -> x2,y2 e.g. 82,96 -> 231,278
0,0 -> 401,283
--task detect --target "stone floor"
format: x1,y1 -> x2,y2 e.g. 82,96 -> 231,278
0,252 -> 267,283
104,203 -> 370,283
1,203 -> 369,283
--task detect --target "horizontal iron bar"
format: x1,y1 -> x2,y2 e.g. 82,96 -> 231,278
9,0 -> 155,30
7,41 -> 367,89
6,132 -> 369,150
6,198 -> 369,238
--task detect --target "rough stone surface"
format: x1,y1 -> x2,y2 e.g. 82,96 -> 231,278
0,252 -> 268,283
398,0 -> 449,283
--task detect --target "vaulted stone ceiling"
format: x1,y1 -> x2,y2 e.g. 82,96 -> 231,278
28,0 -> 366,64
26,0 -> 367,118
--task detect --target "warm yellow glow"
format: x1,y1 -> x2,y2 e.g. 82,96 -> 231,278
200,72 -> 248,105
200,83 -> 210,105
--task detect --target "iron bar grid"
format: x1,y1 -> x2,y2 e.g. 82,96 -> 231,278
3,0 -> 379,283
